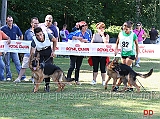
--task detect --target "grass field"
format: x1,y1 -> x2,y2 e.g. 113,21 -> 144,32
0,57 -> 160,119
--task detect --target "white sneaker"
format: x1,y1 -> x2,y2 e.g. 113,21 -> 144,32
23,78 -> 29,81
90,80 -> 96,85
14,78 -> 21,83
6,78 -> 12,81
30,78 -> 34,83
135,64 -> 140,68
102,81 -> 106,86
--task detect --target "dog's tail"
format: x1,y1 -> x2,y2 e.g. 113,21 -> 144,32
137,68 -> 153,78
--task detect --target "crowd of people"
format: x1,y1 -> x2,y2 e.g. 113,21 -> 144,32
0,15 -> 159,92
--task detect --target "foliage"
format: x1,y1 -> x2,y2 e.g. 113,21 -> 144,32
1,0 -> 160,35
106,25 -> 122,38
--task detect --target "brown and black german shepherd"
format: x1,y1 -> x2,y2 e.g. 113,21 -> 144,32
29,53 -> 74,93
105,58 -> 153,92
105,58 -> 124,91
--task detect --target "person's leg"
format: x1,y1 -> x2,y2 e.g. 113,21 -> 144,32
125,58 -> 133,66
126,56 -> 135,91
135,41 -> 143,67
0,56 -> 5,81
67,55 -> 76,79
91,56 -> 99,84
44,56 -> 53,92
11,52 -> 26,80
100,57 -> 106,85
14,56 -> 30,82
75,56 -> 83,84
4,52 -> 12,80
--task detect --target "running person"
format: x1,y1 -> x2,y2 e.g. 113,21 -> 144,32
114,21 -> 139,91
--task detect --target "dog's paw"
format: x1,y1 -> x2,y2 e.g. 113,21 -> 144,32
104,86 -> 107,90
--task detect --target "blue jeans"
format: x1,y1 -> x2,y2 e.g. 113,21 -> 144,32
136,41 -> 143,64
0,55 -> 5,80
4,52 -> 25,79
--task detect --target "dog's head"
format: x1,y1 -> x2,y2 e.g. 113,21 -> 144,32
107,57 -> 120,70
29,52 -> 40,71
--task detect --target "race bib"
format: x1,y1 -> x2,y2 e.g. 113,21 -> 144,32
120,37 -> 132,51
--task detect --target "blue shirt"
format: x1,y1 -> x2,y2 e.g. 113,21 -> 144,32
1,25 -> 23,40
24,28 -> 35,57
24,28 -> 34,41
48,24 -> 58,38
73,30 -> 91,42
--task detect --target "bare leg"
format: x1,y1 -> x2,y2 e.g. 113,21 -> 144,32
101,73 -> 106,81
17,68 -> 26,79
93,72 -> 98,81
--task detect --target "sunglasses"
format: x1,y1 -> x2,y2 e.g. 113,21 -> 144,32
46,20 -> 52,22
81,24 -> 87,27
8,20 -> 13,22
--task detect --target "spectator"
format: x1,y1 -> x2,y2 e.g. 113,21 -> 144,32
60,24 -> 69,42
86,24 -> 93,38
149,26 -> 158,44
1,15 -> 25,81
39,15 -> 58,41
133,22 -> 147,68
90,22 -> 109,86
72,22 -> 80,32
14,17 -> 39,83
67,21 -> 91,85
0,30 -> 11,81
54,21 -> 60,41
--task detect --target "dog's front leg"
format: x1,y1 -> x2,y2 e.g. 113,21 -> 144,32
33,77 -> 42,93
104,76 -> 111,90
56,81 -> 63,92
111,78 -> 118,91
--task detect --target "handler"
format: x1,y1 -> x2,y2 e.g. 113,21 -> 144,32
30,27 -> 57,92
114,21 -> 139,92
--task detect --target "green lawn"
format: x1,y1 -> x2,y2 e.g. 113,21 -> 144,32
0,57 -> 160,119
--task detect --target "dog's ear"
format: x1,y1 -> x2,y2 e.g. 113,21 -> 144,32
108,60 -> 114,68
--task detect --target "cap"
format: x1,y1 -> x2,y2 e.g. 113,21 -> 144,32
79,21 -> 87,26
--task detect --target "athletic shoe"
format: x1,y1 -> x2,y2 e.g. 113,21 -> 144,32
44,85 -> 50,92
67,78 -> 75,82
14,78 -> 21,83
90,80 -> 96,85
102,81 -> 106,86
135,64 -> 140,68
75,81 -> 81,85
30,78 -> 34,83
125,88 -> 134,92
113,86 -> 119,92
6,78 -> 12,81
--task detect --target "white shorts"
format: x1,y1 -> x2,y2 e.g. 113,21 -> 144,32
22,56 -> 29,68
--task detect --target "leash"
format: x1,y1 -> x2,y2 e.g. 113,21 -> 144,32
136,78 -> 147,92
44,57 -> 51,63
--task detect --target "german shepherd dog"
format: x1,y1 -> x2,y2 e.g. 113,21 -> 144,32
29,53 -> 74,93
104,58 -> 125,91
105,58 -> 153,92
